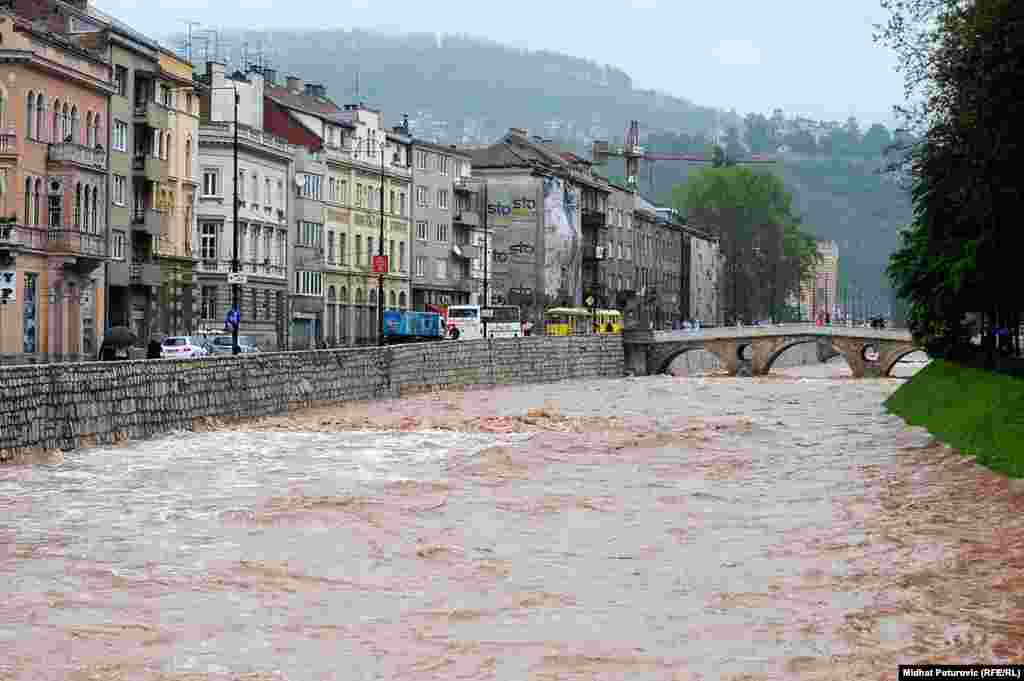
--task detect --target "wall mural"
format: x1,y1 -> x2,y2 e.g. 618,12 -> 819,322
542,176 -> 580,304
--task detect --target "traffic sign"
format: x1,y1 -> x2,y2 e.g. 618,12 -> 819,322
372,255 -> 389,274
585,296 -> 595,307
227,272 -> 247,285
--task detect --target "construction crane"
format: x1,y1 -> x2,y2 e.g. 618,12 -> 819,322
592,120 -> 778,192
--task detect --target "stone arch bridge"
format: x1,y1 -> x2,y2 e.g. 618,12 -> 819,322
623,324 -> 925,378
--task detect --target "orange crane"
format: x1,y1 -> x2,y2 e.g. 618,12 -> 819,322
591,120 -> 778,191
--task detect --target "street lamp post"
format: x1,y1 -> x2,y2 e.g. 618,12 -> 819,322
207,85 -> 241,354
482,182 -> 489,338
378,141 -> 385,346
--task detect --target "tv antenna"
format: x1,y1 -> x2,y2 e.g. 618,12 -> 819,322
179,20 -> 201,63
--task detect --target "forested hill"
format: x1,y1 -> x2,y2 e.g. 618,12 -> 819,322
177,28 -> 736,141
178,27 -> 911,305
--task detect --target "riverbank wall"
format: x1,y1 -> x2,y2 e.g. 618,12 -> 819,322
0,335 -> 623,461
885,359 -> 1024,478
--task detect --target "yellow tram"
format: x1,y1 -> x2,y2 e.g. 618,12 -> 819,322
544,307 -> 623,335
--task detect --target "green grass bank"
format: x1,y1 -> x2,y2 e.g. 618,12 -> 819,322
885,360 -> 1024,478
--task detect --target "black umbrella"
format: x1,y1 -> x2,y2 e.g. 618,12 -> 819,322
103,325 -> 137,349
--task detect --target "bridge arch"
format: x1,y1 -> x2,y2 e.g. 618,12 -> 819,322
880,347 -> 929,377
757,336 -> 844,375
656,345 -> 729,375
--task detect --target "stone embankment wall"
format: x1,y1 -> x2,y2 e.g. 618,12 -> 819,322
668,339 -> 837,375
0,336 -> 623,460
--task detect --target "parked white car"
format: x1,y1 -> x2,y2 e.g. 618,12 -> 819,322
160,336 -> 209,359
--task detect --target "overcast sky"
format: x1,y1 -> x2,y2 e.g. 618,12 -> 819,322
95,0 -> 905,127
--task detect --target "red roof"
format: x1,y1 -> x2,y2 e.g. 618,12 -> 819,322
264,84 -> 343,118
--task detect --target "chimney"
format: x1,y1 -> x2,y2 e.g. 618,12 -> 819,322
304,83 -> 314,96
263,68 -> 277,85
285,76 -> 303,94
509,127 -> 528,137
311,84 -> 326,98
207,61 -> 226,82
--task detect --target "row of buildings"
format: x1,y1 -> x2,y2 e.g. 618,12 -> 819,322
0,0 -> 721,359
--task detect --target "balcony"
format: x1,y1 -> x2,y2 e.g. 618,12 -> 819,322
0,223 -> 47,253
46,229 -> 106,270
582,244 -> 607,262
48,142 -> 107,170
0,127 -> 18,160
132,154 -> 167,183
199,122 -> 294,156
129,260 -> 162,287
242,261 -> 287,278
131,208 -> 165,237
453,177 -> 475,194
293,243 -> 325,271
133,100 -> 169,130
454,210 -> 480,228
582,209 -> 607,229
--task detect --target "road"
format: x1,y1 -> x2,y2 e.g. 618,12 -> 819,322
3,358 -> 1023,680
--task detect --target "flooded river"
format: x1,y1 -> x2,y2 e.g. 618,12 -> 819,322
4,358 -> 1024,680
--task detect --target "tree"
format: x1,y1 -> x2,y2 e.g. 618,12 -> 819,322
670,167 -> 819,324
879,0 -> 1024,360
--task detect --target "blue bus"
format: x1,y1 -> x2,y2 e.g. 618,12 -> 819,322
382,310 -> 446,344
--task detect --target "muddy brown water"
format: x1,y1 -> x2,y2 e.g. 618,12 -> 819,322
4,358 -> 1023,680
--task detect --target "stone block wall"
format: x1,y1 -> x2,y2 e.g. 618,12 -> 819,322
0,335 -> 623,460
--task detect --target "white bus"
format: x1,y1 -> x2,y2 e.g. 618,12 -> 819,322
446,305 -> 521,340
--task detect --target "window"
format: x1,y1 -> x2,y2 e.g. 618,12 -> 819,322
26,92 -> 35,139
202,170 -> 219,197
237,170 -> 245,200
48,194 -> 62,228
339,180 -> 348,204
367,237 -> 374,262
417,150 -> 428,169
437,189 -> 449,210
326,231 -> 335,263
399,241 -> 406,271
399,192 -> 406,216
186,93 -> 193,114
112,66 -> 127,97
294,270 -> 323,296
201,286 -> 218,319
339,233 -> 347,264
435,259 -> 447,279
439,155 -> 449,176
415,220 -> 428,240
416,186 -> 428,205
265,178 -> 272,207
434,223 -> 448,242
251,172 -> 259,205
298,173 -> 322,200
297,221 -> 322,248
161,84 -> 172,108
198,222 -> 220,261
112,230 -> 126,259
388,240 -> 395,271
389,190 -> 396,215
113,120 -> 128,151
355,235 -> 362,265
414,256 -> 427,277
112,175 -> 126,205
355,183 -> 364,207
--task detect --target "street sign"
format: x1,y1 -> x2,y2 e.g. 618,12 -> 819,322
227,272 -> 247,285
224,306 -> 240,330
585,295 -> 595,307
372,255 -> 389,274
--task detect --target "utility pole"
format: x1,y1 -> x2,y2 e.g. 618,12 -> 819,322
231,88 -> 240,354
482,181 -> 489,339
378,139 -> 385,346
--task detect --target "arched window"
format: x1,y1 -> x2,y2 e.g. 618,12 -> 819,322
388,290 -> 396,309
36,95 -> 46,141
61,102 -> 69,141
184,138 -> 192,174
51,99 -> 60,143
74,183 -> 82,228
26,92 -> 35,139
92,114 -> 101,147
164,132 -> 172,161
85,112 -> 93,146
355,288 -> 365,305
71,106 -> 79,144
155,130 -> 162,158
398,291 -> 407,309
369,289 -> 377,306
340,286 -> 349,303
33,178 -> 41,225
0,88 -> 7,128
23,177 -> 31,224
91,186 -> 99,232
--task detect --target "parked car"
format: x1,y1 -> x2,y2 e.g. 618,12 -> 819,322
208,334 -> 261,354
160,336 -> 209,359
